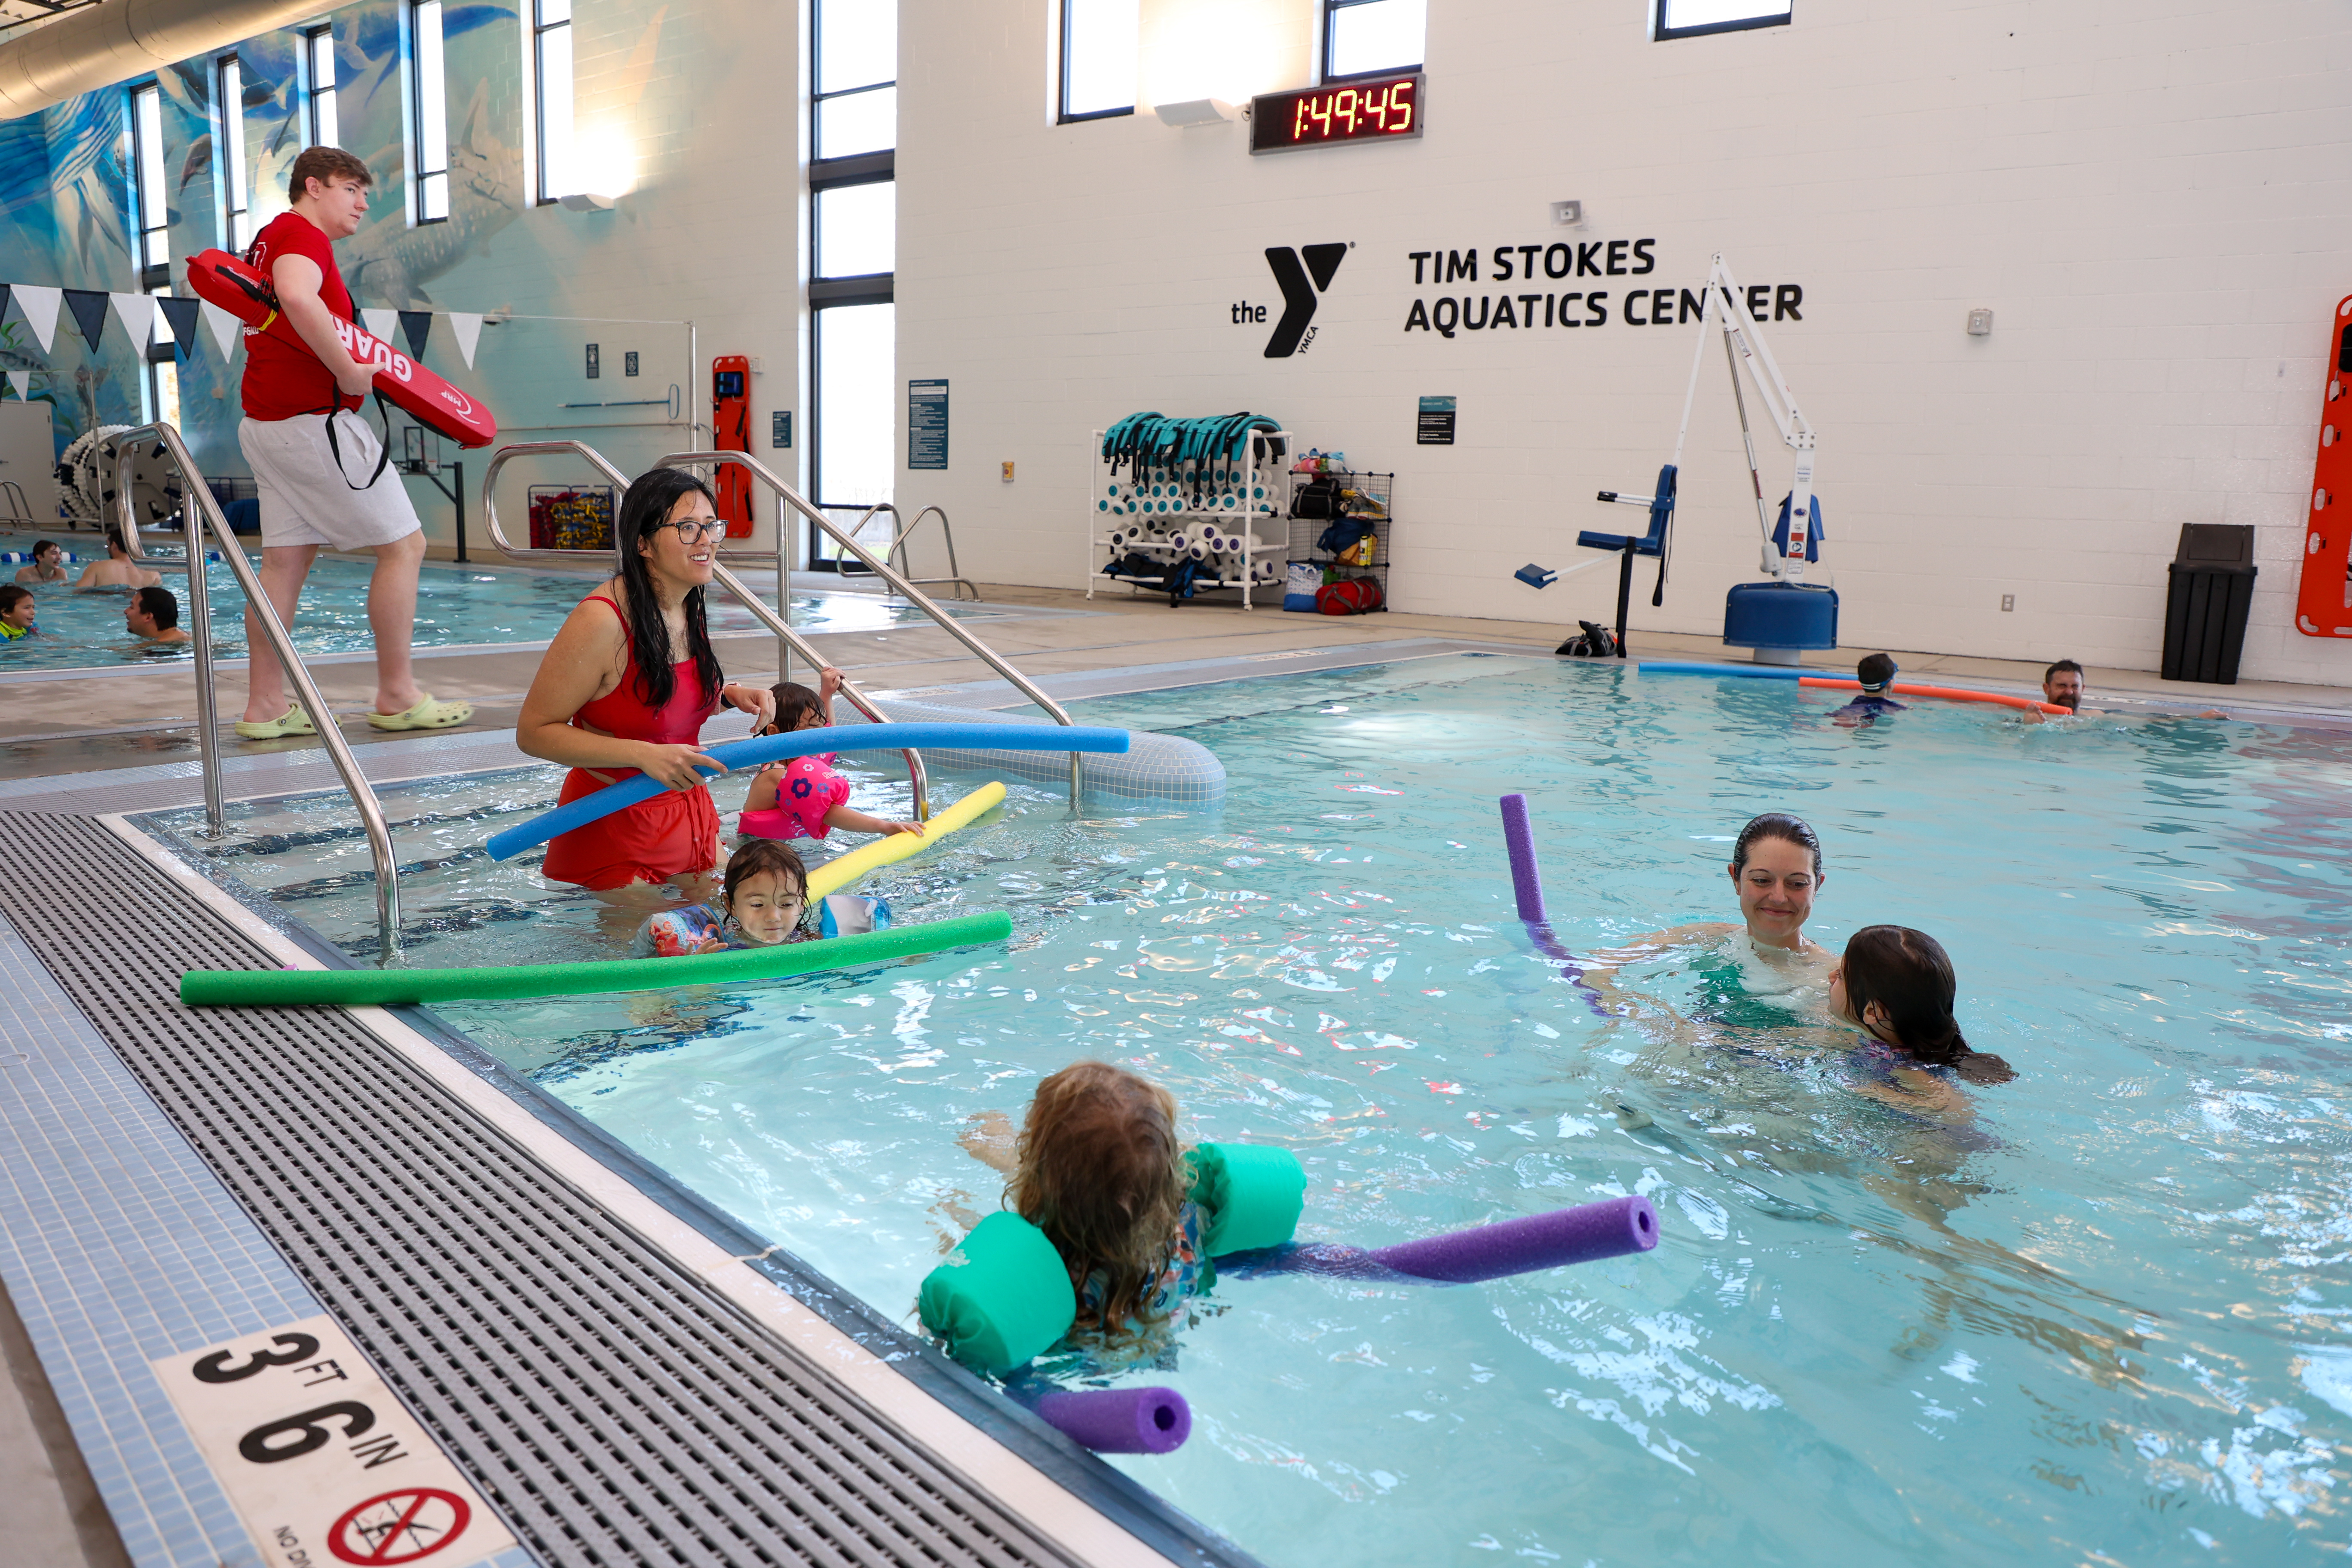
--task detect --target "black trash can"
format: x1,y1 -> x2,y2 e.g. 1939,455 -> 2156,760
2161,524 -> 2256,685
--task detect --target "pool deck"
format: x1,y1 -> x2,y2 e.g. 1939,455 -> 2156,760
7,574 -> 2352,780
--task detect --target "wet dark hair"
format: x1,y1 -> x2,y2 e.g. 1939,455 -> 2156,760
763,681 -> 826,735
1841,925 -> 2013,1082
1730,812 -> 1821,879
722,836 -> 807,910
1857,652 -> 1897,689
613,468 -> 723,714
2043,658 -> 2083,683
31,539 -> 58,560
134,584 -> 178,628
104,525 -> 126,555
0,585 -> 28,614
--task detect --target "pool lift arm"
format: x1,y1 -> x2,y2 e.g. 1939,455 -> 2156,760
1583,252 -> 1823,652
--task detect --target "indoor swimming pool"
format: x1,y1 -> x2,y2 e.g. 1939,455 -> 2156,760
152,655 -> 2352,1566
0,535 -> 1018,669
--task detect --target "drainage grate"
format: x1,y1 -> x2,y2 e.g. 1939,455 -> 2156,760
0,811 -> 1101,1568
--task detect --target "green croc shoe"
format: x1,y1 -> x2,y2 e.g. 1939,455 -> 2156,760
233,704 -> 319,740
367,692 -> 474,731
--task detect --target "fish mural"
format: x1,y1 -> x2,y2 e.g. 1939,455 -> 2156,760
342,87 -> 519,308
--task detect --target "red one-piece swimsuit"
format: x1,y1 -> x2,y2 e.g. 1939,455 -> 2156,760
540,595 -> 722,891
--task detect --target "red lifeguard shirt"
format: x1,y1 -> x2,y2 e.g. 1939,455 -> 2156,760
239,211 -> 364,421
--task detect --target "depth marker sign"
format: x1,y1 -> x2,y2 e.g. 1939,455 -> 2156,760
152,1314 -> 513,1568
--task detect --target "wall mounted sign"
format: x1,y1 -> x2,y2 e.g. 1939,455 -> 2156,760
1417,395 -> 1456,445
1250,72 -> 1423,156
772,410 -> 792,449
624,350 -> 639,377
908,379 -> 949,470
585,343 -> 600,379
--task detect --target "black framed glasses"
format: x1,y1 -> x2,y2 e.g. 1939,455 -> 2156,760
660,519 -> 725,543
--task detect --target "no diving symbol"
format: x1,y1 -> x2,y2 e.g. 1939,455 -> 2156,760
328,1488 -> 472,1564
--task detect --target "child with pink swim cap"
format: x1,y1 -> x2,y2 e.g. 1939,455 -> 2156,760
738,666 -> 925,845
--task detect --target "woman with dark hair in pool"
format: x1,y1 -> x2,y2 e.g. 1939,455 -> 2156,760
1583,813 -> 1835,1017
516,468 -> 774,901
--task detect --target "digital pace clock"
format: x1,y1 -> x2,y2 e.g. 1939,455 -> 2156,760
1248,73 -> 1424,156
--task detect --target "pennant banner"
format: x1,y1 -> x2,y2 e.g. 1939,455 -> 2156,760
2,371 -> 18,399
15,284 -> 61,354
61,288 -> 107,352
109,292 -> 155,354
359,307 -> 397,345
200,299 -> 242,362
398,309 -> 432,360
156,295 -> 202,358
447,311 -> 482,369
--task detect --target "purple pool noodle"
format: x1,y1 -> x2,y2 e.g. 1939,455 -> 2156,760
1499,793 -> 1547,924
1033,1387 -> 1191,1454
1367,1194 -> 1659,1284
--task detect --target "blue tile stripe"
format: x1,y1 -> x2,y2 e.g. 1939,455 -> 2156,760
0,907 -> 537,1568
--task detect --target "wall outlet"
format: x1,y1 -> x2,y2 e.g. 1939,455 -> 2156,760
2001,593 -> 2015,611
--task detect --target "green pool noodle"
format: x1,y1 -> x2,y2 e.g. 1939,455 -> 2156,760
180,910 -> 1014,1007
1188,1142 -> 1307,1256
918,1211 -> 1077,1377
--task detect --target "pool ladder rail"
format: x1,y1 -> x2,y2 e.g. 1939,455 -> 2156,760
830,502 -> 980,603
110,423 -> 407,960
479,441 -> 1087,806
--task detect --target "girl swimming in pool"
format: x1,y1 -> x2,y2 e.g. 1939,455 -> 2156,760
1830,924 -> 2014,1084
959,1062 -> 1206,1344
738,666 -> 925,844
632,838 -> 808,956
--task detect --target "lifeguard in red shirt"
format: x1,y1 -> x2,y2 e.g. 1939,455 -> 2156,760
233,146 -> 471,740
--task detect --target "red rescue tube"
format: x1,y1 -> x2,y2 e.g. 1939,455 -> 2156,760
186,248 -> 497,448
1799,677 -> 2067,716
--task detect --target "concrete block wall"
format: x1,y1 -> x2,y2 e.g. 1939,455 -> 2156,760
894,0 -> 2352,685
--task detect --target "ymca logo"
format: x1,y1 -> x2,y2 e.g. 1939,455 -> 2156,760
1262,243 -> 1348,358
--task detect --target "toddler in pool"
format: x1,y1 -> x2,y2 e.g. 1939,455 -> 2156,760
739,667 -> 924,844
632,838 -> 808,956
1829,924 -> 2015,1084
961,1061 -> 1207,1342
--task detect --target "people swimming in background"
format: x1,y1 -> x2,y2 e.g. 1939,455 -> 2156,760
73,527 -> 161,591
1831,924 -> 2015,1085
738,665 -> 925,843
0,584 -> 35,640
1829,652 -> 1908,728
632,837 -> 809,956
958,1062 -> 1207,1346
126,585 -> 190,644
13,539 -> 66,586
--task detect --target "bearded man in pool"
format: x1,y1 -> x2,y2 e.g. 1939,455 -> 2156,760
2025,658 -> 2227,722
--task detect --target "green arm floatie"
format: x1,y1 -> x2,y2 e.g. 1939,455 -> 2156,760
179,911 -> 1012,1007
918,1211 -> 1076,1377
1187,1142 -> 1307,1256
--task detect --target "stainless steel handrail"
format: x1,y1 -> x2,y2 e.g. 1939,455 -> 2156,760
0,479 -> 32,525
884,505 -> 979,601
478,441 -> 930,819
656,451 -> 1085,805
112,424 -> 404,959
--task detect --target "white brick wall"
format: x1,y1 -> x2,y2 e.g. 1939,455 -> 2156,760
894,0 -> 2352,684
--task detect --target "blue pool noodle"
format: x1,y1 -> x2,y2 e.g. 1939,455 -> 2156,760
1636,661 -> 1806,680
487,722 -> 1132,861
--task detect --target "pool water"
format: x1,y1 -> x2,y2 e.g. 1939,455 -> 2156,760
0,537 -> 1023,670
155,656 -> 2352,1566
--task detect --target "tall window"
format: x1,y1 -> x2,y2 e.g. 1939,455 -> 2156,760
1655,0 -> 1792,39
305,26 -> 338,147
130,83 -> 178,426
218,55 -> 251,248
1059,0 -> 1136,122
1323,0 -> 1425,80
533,0 -> 574,202
411,0 -> 449,221
810,0 -> 895,564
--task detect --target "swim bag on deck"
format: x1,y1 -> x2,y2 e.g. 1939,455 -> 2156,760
1315,576 -> 1384,616
917,1211 -> 1076,1377
1187,1142 -> 1307,1256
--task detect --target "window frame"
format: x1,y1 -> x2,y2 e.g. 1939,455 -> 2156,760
809,0 -> 897,559
304,25 -> 337,147
410,0 -> 449,224
531,0 -> 573,204
1320,0 -> 1424,85
218,55 -> 251,250
127,82 -> 170,288
1058,0 -> 1136,124
1653,0 -> 1793,42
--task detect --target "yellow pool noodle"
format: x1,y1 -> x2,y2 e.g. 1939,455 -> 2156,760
802,781 -> 1007,900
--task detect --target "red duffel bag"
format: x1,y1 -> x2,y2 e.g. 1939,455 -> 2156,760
1316,576 -> 1384,616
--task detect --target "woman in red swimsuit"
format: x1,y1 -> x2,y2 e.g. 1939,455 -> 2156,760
517,468 -> 775,899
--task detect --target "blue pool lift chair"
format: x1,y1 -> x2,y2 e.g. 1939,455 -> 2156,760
1579,463 -> 1676,658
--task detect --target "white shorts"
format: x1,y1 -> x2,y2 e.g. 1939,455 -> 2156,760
239,412 -> 422,551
